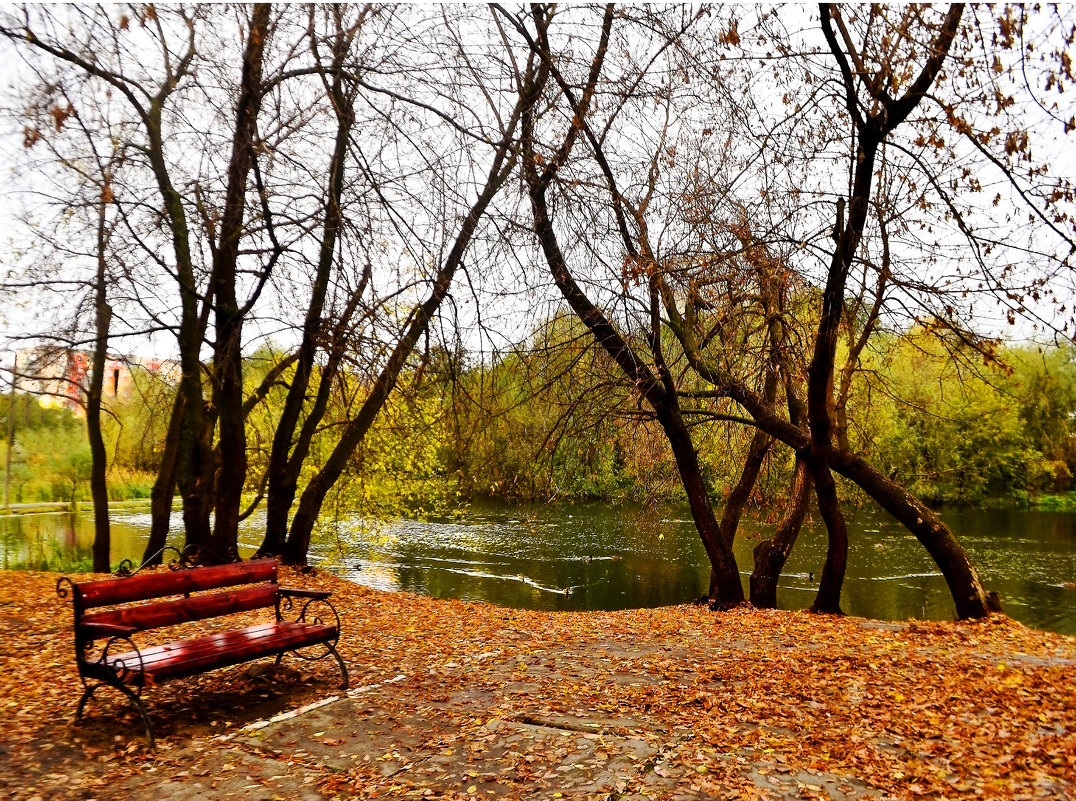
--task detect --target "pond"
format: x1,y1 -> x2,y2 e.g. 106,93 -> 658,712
3,500 -> 1075,634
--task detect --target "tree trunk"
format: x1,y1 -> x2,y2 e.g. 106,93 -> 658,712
800,2 -> 967,614
87,194 -> 112,573
830,449 -> 1001,618
751,454 -> 811,608
144,105 -> 212,551
262,52 -> 356,556
208,3 -> 271,562
260,353 -> 340,555
709,428 -> 769,600
176,396 -> 212,552
516,23 -> 744,604
710,333 -> 781,600
670,366 -> 998,619
808,458 -> 847,614
87,372 -> 111,573
143,391 -> 183,565
282,284 -> 444,564
283,109 -> 521,565
525,175 -> 744,607
654,402 -> 745,608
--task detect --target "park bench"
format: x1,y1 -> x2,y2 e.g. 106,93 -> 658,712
56,558 -> 348,747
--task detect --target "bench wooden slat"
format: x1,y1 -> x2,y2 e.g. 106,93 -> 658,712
81,585 -> 280,636
128,621 -> 283,664
75,559 -> 278,608
103,621 -> 337,682
130,621 -> 285,667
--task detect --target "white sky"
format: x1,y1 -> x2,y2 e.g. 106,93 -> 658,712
1,3 -> 1074,392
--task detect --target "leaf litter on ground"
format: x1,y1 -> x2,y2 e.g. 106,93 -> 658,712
0,566 -> 1073,800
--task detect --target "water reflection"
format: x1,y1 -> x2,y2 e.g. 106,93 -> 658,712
2,499 -> 1074,634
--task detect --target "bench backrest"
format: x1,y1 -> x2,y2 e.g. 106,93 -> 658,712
72,559 -> 279,636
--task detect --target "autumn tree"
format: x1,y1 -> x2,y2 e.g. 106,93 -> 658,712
0,28 -> 139,570
270,7 -> 530,564
0,5 -> 305,563
505,3 -> 1075,618
500,4 -> 747,607
2,4 -> 531,567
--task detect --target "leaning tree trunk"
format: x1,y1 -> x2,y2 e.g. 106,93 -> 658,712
679,373 -> 998,618
516,15 -> 745,605
260,359 -> 335,556
709,427 -> 770,601
808,458 -> 847,614
751,454 -> 811,608
261,54 -> 357,557
526,185 -> 746,606
283,103 -> 522,565
832,449 -> 1001,618
259,346 -> 343,556
282,272 -> 450,564
800,3 -> 968,616
710,335 -> 782,601
652,401 -> 745,608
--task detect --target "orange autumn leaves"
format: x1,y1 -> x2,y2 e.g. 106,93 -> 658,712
1,566 -> 1073,800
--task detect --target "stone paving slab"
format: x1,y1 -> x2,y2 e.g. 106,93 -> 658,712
116,743 -> 327,801
197,680 -> 892,801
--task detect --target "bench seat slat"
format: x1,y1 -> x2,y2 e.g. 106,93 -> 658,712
103,621 -> 337,682
82,585 -> 279,636
75,559 -> 278,608
131,621 -> 287,667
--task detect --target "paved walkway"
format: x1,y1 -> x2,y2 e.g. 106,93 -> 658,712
115,669 -> 886,801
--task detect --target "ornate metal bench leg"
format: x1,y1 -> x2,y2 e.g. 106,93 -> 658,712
327,643 -> 349,690
75,680 -> 155,748
75,683 -> 99,722
115,684 -> 156,750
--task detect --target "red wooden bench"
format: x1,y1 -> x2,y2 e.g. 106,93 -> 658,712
56,558 -> 348,747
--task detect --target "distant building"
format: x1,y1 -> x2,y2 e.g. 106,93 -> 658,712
14,347 -> 180,415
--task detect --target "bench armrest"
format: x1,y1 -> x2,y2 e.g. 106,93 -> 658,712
79,622 -> 140,639
279,587 -> 332,601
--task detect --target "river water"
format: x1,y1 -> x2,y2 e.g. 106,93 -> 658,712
3,500 -> 1074,634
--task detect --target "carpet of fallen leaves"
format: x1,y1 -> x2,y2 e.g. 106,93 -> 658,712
0,566 -> 1073,800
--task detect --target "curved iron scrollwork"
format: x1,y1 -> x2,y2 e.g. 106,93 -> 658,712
100,635 -> 146,692
296,597 -> 343,633
74,634 -> 154,747
274,594 -> 348,688
280,597 -> 344,657
294,598 -> 340,641
113,543 -> 235,577
113,546 -> 185,577
278,594 -> 295,616
56,575 -> 76,600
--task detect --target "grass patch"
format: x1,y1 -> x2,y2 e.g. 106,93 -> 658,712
1029,491 -> 1076,510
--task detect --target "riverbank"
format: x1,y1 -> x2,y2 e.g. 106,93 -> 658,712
1,567 -> 1074,800
6,487 -> 1076,517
